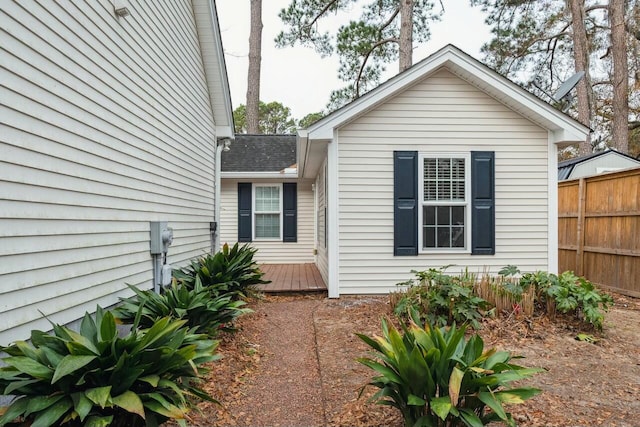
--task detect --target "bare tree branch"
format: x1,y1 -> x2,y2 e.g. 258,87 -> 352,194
355,37 -> 399,97
584,4 -> 608,13
380,6 -> 400,32
303,0 -> 342,32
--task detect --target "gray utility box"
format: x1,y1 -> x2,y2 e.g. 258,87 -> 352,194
150,221 -> 173,254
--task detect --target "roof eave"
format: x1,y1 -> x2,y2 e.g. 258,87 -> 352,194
221,171 -> 299,179
306,44 -> 590,144
193,0 -> 235,140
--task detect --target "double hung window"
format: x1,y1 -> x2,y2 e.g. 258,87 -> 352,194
419,154 -> 470,251
254,185 -> 281,239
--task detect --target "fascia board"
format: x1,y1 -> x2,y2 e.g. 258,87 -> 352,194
221,172 -> 299,179
201,0 -> 235,133
297,132 -> 309,177
216,125 -> 234,140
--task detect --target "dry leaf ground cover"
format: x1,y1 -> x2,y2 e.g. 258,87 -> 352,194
184,292 -> 640,427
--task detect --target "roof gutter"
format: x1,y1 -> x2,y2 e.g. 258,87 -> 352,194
221,171 -> 299,179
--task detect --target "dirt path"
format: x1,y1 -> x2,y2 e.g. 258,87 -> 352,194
210,297 -> 326,427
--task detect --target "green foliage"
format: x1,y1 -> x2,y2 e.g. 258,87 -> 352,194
297,111 -> 325,128
276,0 -> 441,110
357,318 -> 542,427
519,270 -> 613,330
233,101 -> 297,134
113,277 -> 252,337
173,243 -> 269,299
547,271 -> 613,330
490,266 -> 530,303
470,0 -> 640,150
0,307 -> 218,427
575,333 -> 598,344
392,268 -> 489,329
394,265 -> 613,330
498,265 -> 520,277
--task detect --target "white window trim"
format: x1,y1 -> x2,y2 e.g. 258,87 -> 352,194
418,153 -> 472,254
252,183 -> 283,241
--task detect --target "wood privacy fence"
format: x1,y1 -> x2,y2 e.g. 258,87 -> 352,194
558,168 -> 640,297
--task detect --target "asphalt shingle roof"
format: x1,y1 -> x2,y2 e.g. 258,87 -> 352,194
221,134 -> 296,172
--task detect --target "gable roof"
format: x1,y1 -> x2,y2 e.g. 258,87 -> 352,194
303,44 -> 590,145
221,134 -> 296,173
558,149 -> 640,180
192,0 -> 234,140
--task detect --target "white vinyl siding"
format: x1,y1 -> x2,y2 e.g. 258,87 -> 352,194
336,69 -> 550,294
220,180 -> 316,264
0,1 -> 218,344
315,160 -> 329,284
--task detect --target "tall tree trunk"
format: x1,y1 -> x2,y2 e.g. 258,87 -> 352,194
246,0 -> 262,134
568,0 -> 593,155
398,0 -> 413,72
609,0 -> 629,153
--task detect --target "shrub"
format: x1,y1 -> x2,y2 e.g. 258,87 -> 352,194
0,306 -> 218,427
392,268 -> 489,329
519,271 -> 553,303
113,277 -> 252,337
173,243 -> 268,299
357,317 -> 542,427
519,270 -> 613,330
547,271 -> 613,330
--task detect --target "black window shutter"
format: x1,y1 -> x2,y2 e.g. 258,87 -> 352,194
471,151 -> 495,255
394,151 -> 418,256
238,183 -> 252,242
283,183 -> 297,242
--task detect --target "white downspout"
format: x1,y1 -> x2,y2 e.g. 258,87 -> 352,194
214,139 -> 230,253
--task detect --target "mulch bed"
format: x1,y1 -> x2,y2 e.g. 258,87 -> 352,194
182,292 -> 640,427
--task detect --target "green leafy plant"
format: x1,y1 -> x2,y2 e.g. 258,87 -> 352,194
113,277 -> 252,337
173,243 -> 269,299
496,266 -> 530,301
0,306 -> 218,427
519,271 -> 553,300
520,270 -> 613,330
497,265 -> 520,277
357,316 -> 543,427
546,271 -> 613,330
575,333 -> 599,344
392,268 -> 489,329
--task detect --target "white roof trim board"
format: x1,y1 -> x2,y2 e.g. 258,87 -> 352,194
221,171 -> 299,179
193,0 -> 235,140
306,45 -> 590,144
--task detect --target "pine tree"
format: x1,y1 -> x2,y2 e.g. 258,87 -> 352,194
276,0 -> 441,110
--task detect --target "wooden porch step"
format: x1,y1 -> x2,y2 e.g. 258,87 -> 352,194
258,263 -> 327,293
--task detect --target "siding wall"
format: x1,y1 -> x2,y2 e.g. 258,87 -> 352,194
315,161 -> 328,284
220,179 -> 316,264
0,1 -> 217,344
336,69 -> 550,294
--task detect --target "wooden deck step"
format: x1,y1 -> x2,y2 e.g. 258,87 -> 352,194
258,263 -> 327,293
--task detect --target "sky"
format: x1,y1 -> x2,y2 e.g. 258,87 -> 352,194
216,1 -> 493,120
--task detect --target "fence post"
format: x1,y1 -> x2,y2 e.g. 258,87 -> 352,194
575,178 -> 586,276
